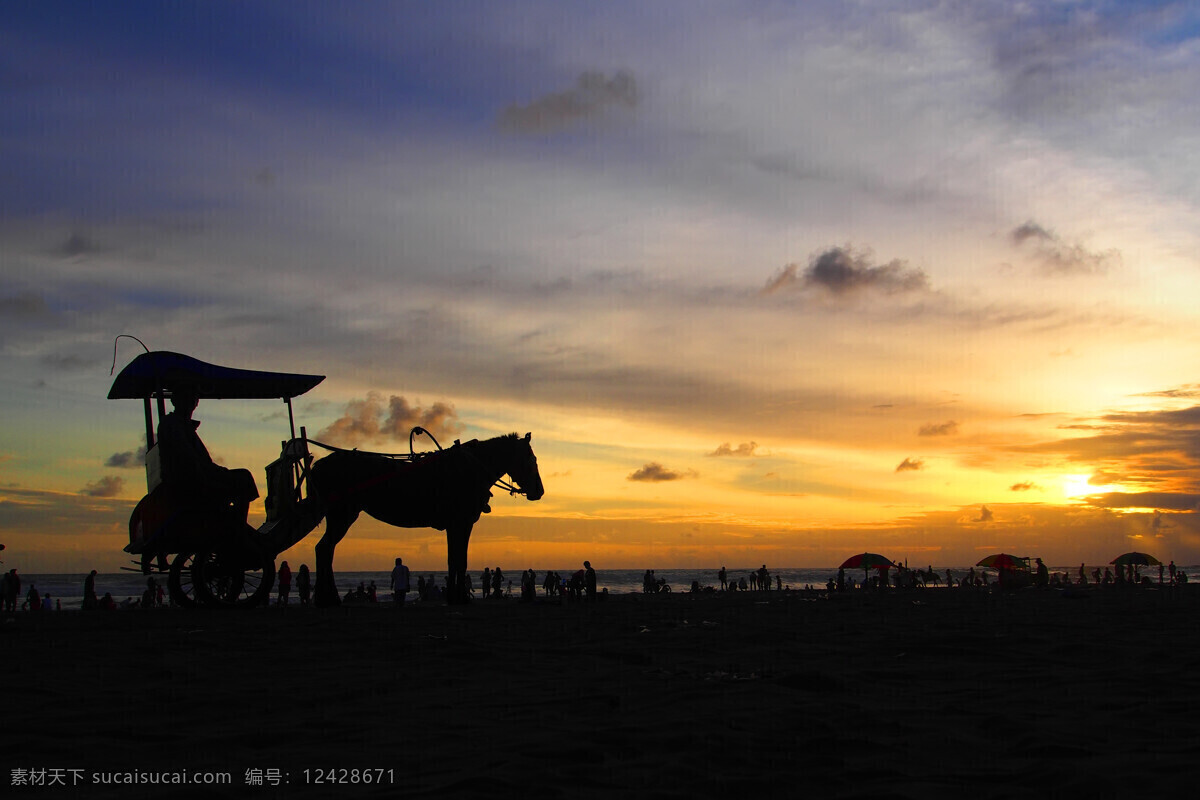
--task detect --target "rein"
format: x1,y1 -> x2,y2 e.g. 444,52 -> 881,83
311,430 -> 528,497
457,439 -> 528,496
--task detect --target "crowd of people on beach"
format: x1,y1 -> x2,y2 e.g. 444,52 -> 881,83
472,562 -> 602,602
0,551 -> 1191,614
1,568 -> 66,612
818,559 -> 1190,593
706,565 -> 783,593
381,561 -> 606,604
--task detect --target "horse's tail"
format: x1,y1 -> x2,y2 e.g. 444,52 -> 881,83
305,452 -> 337,518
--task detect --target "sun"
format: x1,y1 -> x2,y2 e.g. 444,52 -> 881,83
1061,473 -> 1123,500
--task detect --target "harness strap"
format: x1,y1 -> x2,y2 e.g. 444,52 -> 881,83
314,440 -> 524,505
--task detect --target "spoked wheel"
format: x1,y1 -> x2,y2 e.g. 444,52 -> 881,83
168,551 -> 200,608
192,537 -> 276,609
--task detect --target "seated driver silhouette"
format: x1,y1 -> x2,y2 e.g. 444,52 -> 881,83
157,389 -> 259,526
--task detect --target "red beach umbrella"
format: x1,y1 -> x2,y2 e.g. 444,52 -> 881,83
976,553 -> 1031,571
839,553 -> 896,571
1110,552 -> 1161,567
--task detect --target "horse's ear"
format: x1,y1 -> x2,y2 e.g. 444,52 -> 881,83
524,432 -> 531,442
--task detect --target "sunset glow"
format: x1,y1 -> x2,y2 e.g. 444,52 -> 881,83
3,2 -> 1200,573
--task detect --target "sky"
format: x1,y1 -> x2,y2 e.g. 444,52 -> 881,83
4,1 -> 1200,573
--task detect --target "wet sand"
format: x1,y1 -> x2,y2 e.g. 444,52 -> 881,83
3,585 -> 1198,798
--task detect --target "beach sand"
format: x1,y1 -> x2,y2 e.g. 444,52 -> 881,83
3,585 -> 1198,798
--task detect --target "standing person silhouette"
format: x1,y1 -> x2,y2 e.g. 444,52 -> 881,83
83,570 -> 99,610
390,557 -> 411,606
296,564 -> 312,605
2,569 -> 19,612
277,561 -> 292,606
584,561 -> 597,602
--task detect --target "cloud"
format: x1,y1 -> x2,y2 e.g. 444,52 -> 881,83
58,232 -> 101,257
628,462 -> 696,482
1009,481 -> 1038,492
763,247 -> 929,297
40,353 -> 93,372
708,442 -> 758,457
895,457 -> 924,472
106,448 -> 147,469
974,504 -> 993,523
1089,470 -> 1124,486
0,293 -> 50,318
1013,401 -> 1200,511
80,476 -> 124,498
315,392 -> 464,448
1009,221 -> 1120,276
918,420 -> 958,437
1010,221 -> 1054,246
1136,385 -> 1200,400
0,486 -> 131,537
1084,492 -> 1200,512
499,71 -> 638,134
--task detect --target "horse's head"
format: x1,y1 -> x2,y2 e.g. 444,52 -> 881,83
509,432 -> 544,501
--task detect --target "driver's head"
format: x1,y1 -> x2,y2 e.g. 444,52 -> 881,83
170,389 -> 199,414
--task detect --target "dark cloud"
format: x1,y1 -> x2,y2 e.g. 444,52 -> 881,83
0,486 -> 130,535
1009,220 -> 1120,276
986,3 -> 1192,151
1084,492 -> 1200,512
58,232 -> 101,257
764,247 -> 929,297
40,353 -> 92,371
1089,470 -> 1124,486
0,293 -> 50,317
499,71 -> 638,134
315,392 -> 464,447
708,442 -> 758,457
628,462 -> 696,482
1010,481 -> 1038,492
106,447 -> 147,469
80,476 -> 123,498
895,457 -> 924,472
1014,400 -> 1200,512
1010,221 -> 1053,245
380,396 -> 462,442
918,420 -> 958,437
1135,385 -> 1200,400
974,504 -> 994,523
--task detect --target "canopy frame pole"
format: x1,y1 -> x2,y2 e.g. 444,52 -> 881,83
286,397 -> 296,441
142,397 -> 156,449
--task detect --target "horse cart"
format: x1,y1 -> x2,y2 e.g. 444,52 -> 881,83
108,350 -> 326,608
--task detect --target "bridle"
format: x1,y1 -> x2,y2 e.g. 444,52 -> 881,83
456,435 -> 532,497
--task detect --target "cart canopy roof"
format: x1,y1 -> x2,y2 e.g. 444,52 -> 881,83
108,351 -> 325,400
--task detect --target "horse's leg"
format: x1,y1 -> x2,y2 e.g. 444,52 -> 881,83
314,505 -> 359,607
445,524 -> 473,604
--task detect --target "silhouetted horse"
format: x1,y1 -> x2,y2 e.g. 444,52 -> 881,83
309,433 -> 544,605
916,568 -> 941,587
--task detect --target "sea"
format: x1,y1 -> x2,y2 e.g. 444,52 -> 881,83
8,564 -> 1194,610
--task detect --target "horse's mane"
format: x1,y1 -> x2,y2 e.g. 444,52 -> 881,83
456,432 -> 521,453
470,432 -> 521,444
